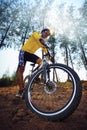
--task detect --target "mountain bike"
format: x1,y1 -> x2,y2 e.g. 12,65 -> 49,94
24,54 -> 82,121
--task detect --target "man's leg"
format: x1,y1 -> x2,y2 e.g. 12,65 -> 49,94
36,58 -> 42,64
16,66 -> 25,97
17,66 -> 25,90
16,50 -> 26,97
17,57 -> 42,89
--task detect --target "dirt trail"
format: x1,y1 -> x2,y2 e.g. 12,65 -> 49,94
0,85 -> 87,130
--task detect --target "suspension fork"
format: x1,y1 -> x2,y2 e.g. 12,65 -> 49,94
43,64 -> 50,84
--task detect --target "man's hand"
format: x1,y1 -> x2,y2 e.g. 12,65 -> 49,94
50,56 -> 55,63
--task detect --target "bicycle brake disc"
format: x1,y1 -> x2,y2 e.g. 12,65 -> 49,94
44,81 -> 57,94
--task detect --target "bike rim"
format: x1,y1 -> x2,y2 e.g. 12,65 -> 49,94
27,65 -> 76,116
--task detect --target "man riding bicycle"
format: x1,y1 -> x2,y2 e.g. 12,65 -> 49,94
16,28 -> 53,98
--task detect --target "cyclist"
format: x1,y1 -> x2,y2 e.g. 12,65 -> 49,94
16,28 -> 54,98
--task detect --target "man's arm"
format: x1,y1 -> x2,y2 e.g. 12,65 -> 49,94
39,38 -> 54,63
39,38 -> 45,46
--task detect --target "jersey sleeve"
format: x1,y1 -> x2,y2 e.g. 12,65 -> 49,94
42,46 -> 48,54
32,31 -> 41,40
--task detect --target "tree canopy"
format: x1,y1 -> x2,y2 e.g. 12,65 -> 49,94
0,0 -> 87,73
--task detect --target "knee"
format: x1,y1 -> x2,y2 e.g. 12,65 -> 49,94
36,58 -> 42,64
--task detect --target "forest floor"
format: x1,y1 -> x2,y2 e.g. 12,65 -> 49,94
0,82 -> 87,130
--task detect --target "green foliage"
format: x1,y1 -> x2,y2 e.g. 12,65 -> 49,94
0,71 -> 17,87
48,35 -> 57,58
11,71 -> 17,83
0,75 -> 12,87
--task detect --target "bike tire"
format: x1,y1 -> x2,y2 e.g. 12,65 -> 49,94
25,63 -> 82,121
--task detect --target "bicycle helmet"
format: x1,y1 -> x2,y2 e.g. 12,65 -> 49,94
41,28 -> 50,34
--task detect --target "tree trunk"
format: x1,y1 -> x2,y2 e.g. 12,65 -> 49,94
0,22 -> 13,48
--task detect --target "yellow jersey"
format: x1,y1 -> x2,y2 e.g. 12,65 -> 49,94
21,31 -> 48,54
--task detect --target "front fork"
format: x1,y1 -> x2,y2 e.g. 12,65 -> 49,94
43,64 -> 50,84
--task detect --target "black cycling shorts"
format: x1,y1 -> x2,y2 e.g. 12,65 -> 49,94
18,50 -> 40,66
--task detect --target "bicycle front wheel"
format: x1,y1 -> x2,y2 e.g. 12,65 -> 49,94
25,64 -> 82,121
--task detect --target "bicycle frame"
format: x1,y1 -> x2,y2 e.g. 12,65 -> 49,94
38,55 -> 51,84
24,54 -> 52,87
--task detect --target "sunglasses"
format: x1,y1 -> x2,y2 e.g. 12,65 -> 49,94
44,31 -> 50,36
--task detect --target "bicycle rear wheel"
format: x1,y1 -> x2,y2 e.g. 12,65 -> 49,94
25,64 -> 82,121
23,75 -> 30,88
